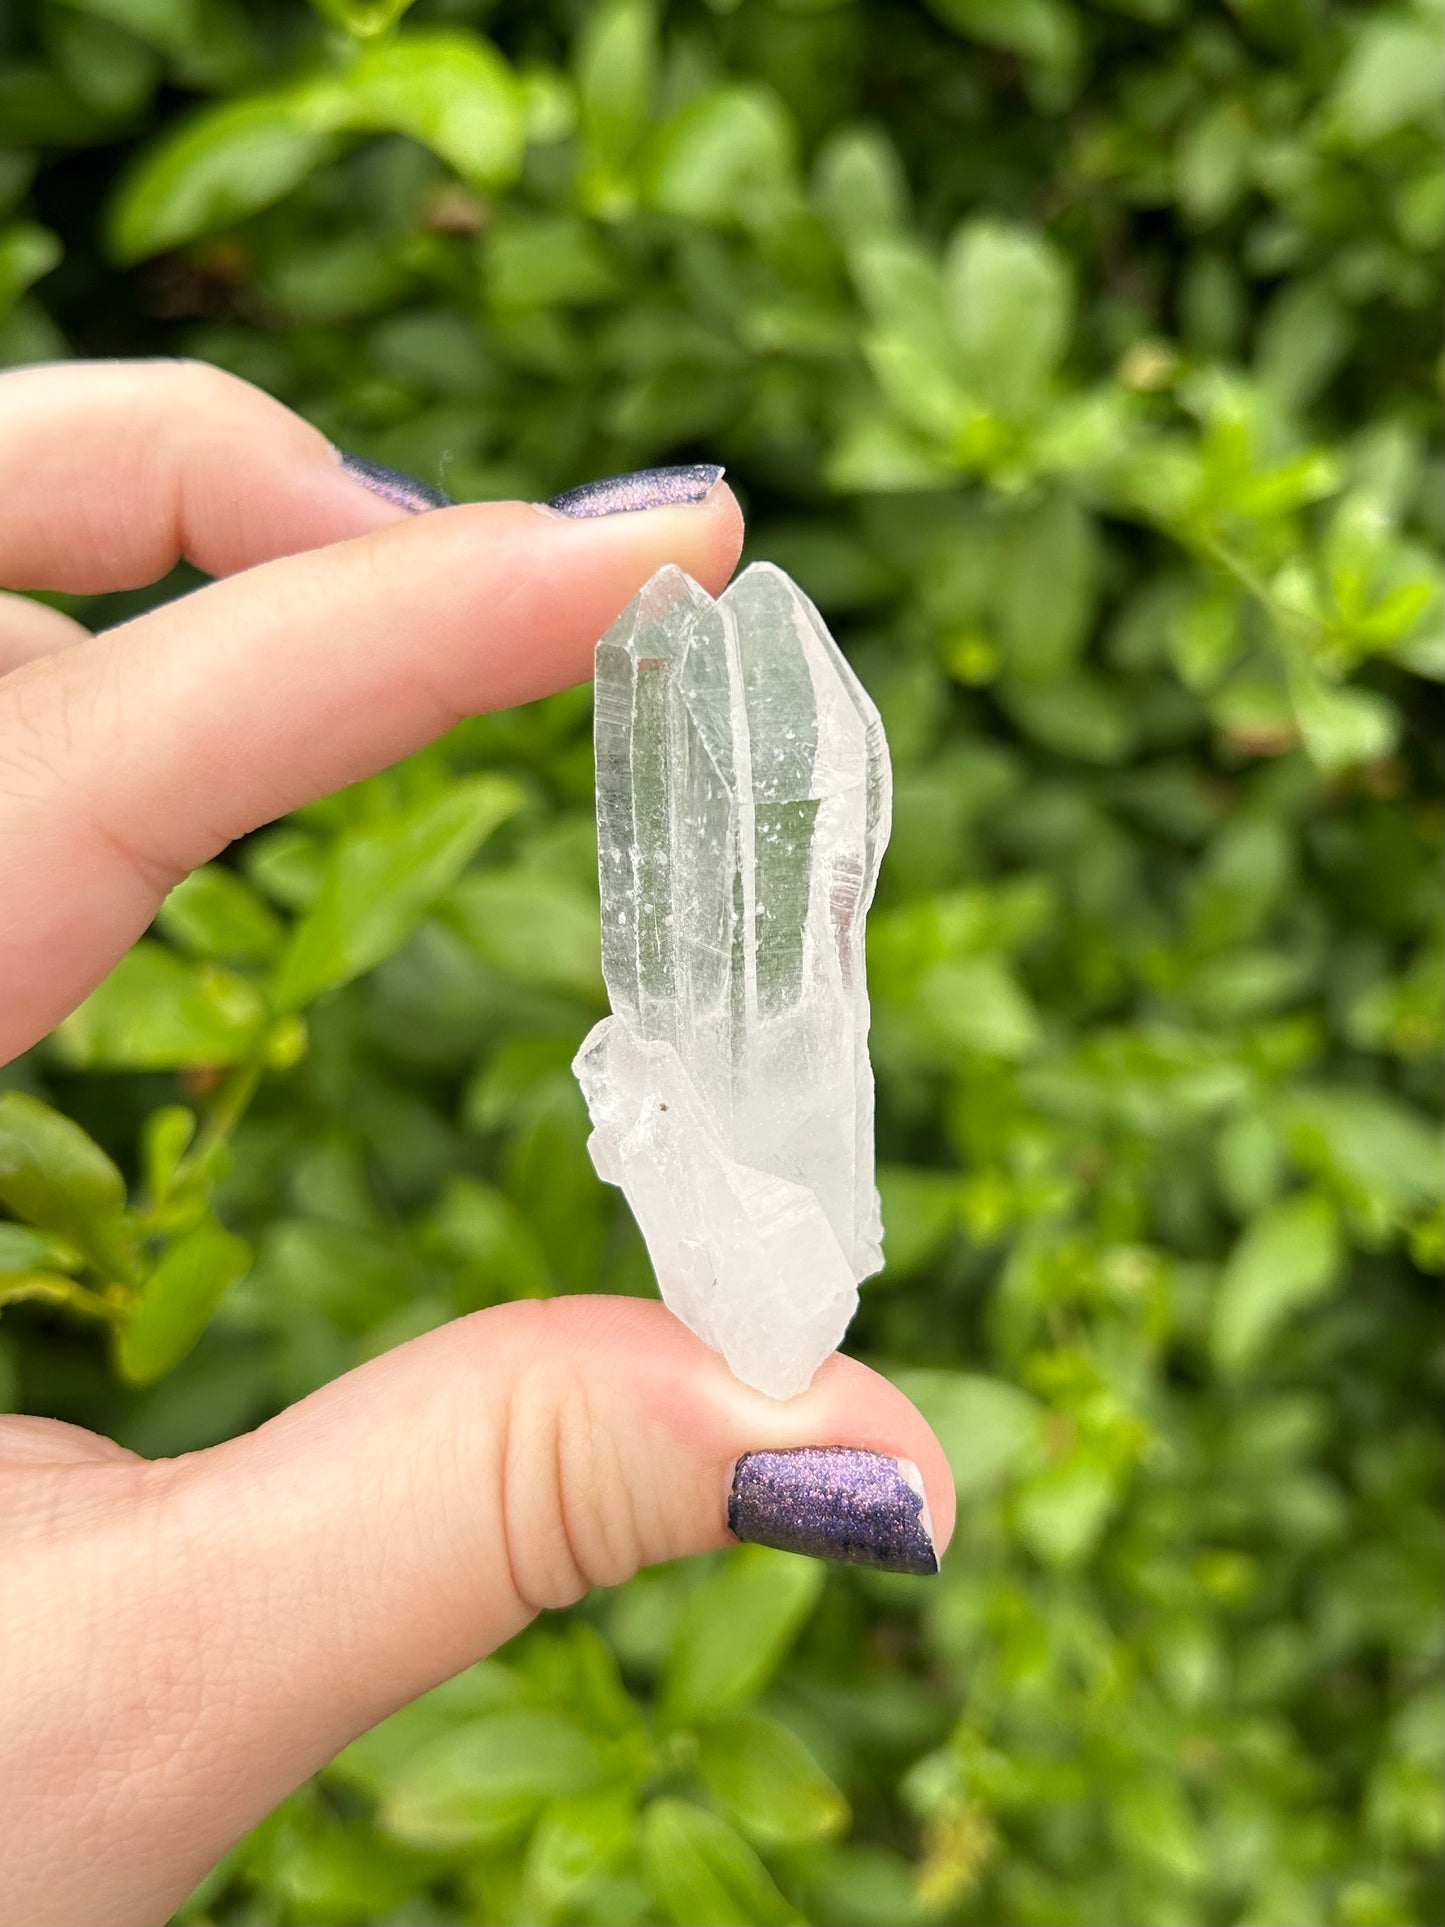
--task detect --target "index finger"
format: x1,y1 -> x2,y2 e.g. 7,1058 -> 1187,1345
0,484 -> 744,1061
0,359 -> 425,593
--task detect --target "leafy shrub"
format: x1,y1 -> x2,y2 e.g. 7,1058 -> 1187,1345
1,1 -> 1441,1923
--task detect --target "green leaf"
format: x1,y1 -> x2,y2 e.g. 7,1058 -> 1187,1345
1328,18 -> 1445,148
329,1664 -> 526,1799
446,871 -> 602,996
46,7 -> 159,118
109,31 -> 524,260
141,1105 -> 198,1207
528,1623 -> 643,1740
850,236 -> 954,365
1188,815 -> 1293,950
1211,1192 -> 1343,1374
308,0 -> 420,39
158,865 -> 284,963
1285,1088 -> 1444,1218
464,1034 -> 579,1132
1111,1775 -> 1208,1886
519,62 -> 577,146
271,776 -> 525,1010
525,1783 -> 636,1912
0,1222 -> 78,1274
56,942 -> 269,1069
1216,1112 -> 1288,1220
303,30 -> 527,188
893,1369 -> 1044,1497
0,1271 -> 118,1321
696,1711 -> 849,1847
916,956 -> 1043,1059
1015,1454 -> 1119,1566
1257,278 -> 1353,415
876,1166 -> 959,1280
1291,675 -> 1399,775
109,96 -> 339,261
1176,103 -> 1252,225
378,1710 -> 602,1849
646,85 -> 798,229
640,1798 -> 801,1927
662,1546 -> 824,1727
0,65 -> 113,144
0,154 -> 35,224
1002,670 -> 1137,764
765,526 -> 894,613
486,213 -> 619,309
925,0 -> 1080,72
997,494 -> 1099,680
1167,586 -> 1243,691
0,1091 -> 137,1282
244,826 -> 326,910
864,330 -> 971,442
56,0 -> 216,60
418,1175 -> 553,1303
814,125 -> 909,250
826,406 -> 957,494
117,1217 -> 251,1383
944,217 -> 1072,413
576,0 -> 657,171
0,222 -> 62,320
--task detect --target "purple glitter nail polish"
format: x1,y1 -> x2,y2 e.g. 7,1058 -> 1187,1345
728,1447 -> 939,1576
547,463 -> 724,519
339,453 -> 453,513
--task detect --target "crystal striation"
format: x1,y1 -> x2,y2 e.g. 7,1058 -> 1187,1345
572,562 -> 891,1399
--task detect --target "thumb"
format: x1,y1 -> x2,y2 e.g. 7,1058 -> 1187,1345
86,1299 -> 951,1918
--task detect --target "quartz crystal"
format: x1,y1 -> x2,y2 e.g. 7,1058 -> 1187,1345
572,562 -> 891,1398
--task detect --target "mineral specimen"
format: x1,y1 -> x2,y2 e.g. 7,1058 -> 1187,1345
572,563 -> 891,1399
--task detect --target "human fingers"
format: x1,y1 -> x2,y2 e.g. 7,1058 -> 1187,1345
0,478 -> 744,1060
0,592 -> 86,672
0,1298 -> 950,1925
0,359 -> 435,594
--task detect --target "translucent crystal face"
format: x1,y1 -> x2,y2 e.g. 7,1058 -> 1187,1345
573,562 -> 891,1398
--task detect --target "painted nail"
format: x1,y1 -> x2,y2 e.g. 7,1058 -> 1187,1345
728,1447 -> 939,1576
546,463 -> 724,519
338,452 -> 453,513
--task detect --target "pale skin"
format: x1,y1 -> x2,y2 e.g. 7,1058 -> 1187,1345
0,362 -> 954,1927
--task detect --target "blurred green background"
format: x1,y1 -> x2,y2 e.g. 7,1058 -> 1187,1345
1,1 -> 1442,1922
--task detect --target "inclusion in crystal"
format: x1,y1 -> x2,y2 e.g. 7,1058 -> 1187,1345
572,562 -> 891,1399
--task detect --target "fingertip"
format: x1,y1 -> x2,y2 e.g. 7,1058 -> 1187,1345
0,591 -> 88,672
701,481 -> 747,591
537,474 -> 746,591
333,450 -> 455,519
785,1348 -> 958,1561
576,1301 -> 957,1567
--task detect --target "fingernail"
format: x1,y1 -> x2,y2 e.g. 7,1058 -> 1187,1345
338,452 -> 453,513
728,1447 -> 939,1576
546,463 -> 724,519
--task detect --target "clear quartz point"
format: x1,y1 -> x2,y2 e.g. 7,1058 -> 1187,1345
572,562 -> 891,1398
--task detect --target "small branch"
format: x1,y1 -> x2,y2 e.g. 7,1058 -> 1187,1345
1196,533 -> 1323,656
0,1273 -> 124,1323
182,1058 -> 265,1179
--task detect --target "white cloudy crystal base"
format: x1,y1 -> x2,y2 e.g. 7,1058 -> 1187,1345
574,1021 -> 860,1397
573,561 -> 891,1400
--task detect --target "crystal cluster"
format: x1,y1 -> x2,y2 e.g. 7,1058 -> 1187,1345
572,563 -> 891,1398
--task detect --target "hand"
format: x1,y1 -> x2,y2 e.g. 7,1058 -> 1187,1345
0,362 -> 953,1927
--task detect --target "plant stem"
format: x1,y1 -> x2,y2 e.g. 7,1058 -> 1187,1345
0,1273 -> 124,1323
171,1058 -> 266,1195
1197,532 -> 1323,656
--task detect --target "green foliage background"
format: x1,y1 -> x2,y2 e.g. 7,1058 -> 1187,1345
1,0 -> 1442,1921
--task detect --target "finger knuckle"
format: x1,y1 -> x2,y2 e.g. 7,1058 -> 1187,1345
167,356 -> 255,416
498,1309 -> 643,1613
